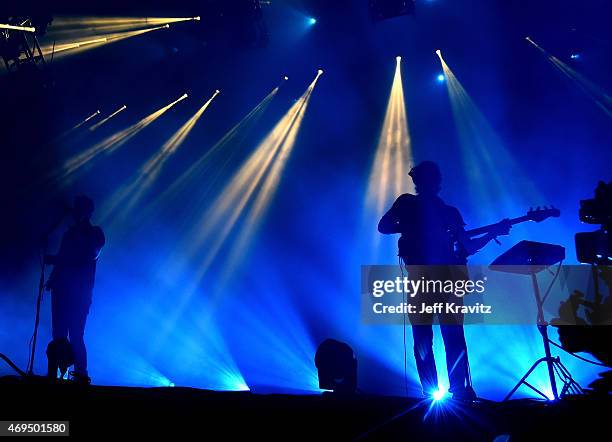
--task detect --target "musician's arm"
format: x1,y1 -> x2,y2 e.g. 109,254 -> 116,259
458,231 -> 499,256
378,197 -> 405,234
456,219 -> 512,256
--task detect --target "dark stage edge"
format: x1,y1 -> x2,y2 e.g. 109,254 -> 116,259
1,376 -> 609,440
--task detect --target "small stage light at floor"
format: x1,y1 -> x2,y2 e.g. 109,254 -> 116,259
315,339 -> 357,395
308,17 -> 317,25
284,75 -> 289,81
437,74 -> 445,82
570,53 -> 581,60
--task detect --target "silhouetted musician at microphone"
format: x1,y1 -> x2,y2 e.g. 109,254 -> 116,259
45,195 -> 105,384
378,161 -> 511,400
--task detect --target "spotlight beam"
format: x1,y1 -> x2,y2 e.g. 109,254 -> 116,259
145,86 -> 280,224
188,72 -> 322,276
99,90 -> 220,224
525,37 -> 612,118
435,50 -> 542,222
364,56 -> 413,261
156,75 -> 321,342
44,16 -> 199,41
220,73 -> 322,277
89,105 -> 127,131
0,23 -> 36,33
72,110 -> 101,130
40,24 -> 170,59
51,94 -> 188,186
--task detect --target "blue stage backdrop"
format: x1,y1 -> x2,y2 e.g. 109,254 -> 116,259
0,1 -> 610,399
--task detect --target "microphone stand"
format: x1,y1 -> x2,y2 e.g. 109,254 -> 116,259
27,210 -> 69,376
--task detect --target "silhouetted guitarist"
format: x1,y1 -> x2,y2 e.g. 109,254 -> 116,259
378,161 -> 511,400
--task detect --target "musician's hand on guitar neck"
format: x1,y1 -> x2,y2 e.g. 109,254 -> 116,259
490,218 -> 512,237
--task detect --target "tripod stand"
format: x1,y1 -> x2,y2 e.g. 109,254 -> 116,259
503,271 -> 584,401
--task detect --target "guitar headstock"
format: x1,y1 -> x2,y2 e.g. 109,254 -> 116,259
527,205 -> 561,222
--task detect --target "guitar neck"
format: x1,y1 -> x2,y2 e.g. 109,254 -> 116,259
465,215 -> 530,238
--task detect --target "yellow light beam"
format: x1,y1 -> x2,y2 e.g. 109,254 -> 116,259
89,105 -> 128,131
138,85 -> 280,229
99,90 -> 220,224
48,16 -> 198,36
52,94 -> 188,185
187,72 -> 322,276
73,109 -> 101,130
220,73 -> 322,277
161,74 -> 321,328
364,56 -> 413,260
525,37 -> 612,118
40,24 -> 170,59
0,23 -> 36,33
51,37 -> 108,54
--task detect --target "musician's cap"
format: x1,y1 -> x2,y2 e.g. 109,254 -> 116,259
408,161 -> 441,183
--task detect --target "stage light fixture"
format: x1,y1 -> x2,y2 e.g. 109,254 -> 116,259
194,16 -> 201,21
308,17 -> 317,25
284,75 -> 289,81
318,69 -> 324,75
396,55 -> 401,62
437,74 -> 445,82
315,339 -> 357,394
570,53 -> 581,60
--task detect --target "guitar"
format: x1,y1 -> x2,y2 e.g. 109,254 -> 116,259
454,206 -> 561,262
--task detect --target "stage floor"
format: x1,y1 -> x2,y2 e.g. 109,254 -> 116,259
1,376 -> 609,440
